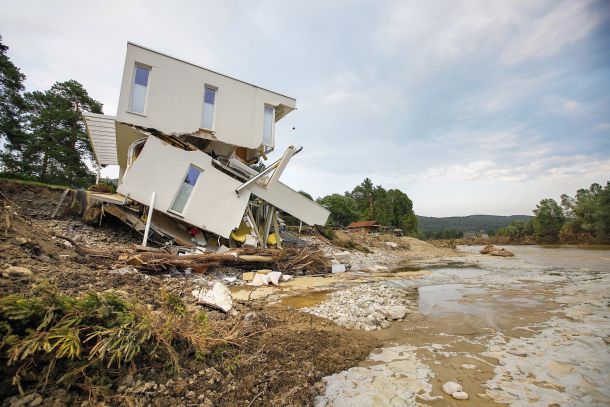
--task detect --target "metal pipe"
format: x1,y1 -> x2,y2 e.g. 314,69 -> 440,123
142,191 -> 156,246
235,146 -> 302,194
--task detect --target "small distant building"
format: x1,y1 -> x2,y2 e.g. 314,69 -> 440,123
346,220 -> 380,232
463,231 -> 476,239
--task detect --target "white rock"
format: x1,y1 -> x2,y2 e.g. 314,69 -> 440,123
461,364 -> 476,369
385,242 -> 399,249
374,265 -> 389,271
281,274 -> 294,282
452,391 -> 469,400
332,264 -> 346,273
3,266 -> 33,277
110,266 -> 138,275
250,273 -> 270,286
268,271 -> 282,286
442,382 -> 462,395
192,282 -> 233,312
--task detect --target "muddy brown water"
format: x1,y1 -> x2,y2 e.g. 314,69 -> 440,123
310,245 -> 610,406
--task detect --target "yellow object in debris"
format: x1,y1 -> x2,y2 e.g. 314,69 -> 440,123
230,222 -> 251,243
267,232 -> 277,245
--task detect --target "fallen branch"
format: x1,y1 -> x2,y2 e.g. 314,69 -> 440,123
53,233 -> 117,258
123,251 -> 278,272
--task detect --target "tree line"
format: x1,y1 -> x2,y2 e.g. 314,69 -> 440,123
0,36 -> 103,187
497,181 -> 610,243
314,178 -> 418,233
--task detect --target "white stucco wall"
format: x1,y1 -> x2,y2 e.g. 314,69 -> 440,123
116,43 -> 296,150
117,136 -> 250,238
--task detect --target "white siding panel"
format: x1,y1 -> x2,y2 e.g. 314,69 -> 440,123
117,136 -> 250,238
83,112 -> 119,165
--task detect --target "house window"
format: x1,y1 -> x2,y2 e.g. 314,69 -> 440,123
170,165 -> 203,214
129,65 -> 150,114
201,86 -> 216,129
263,106 -> 275,146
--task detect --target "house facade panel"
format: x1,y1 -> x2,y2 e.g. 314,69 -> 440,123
116,43 -> 296,150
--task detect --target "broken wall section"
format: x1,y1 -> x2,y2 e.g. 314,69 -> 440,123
117,136 -> 251,239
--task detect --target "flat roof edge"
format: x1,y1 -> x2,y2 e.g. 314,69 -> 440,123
127,42 -> 297,102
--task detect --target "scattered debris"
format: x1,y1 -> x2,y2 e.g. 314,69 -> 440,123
385,241 -> 399,249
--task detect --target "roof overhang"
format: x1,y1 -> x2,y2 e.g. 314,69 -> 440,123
83,111 -> 118,166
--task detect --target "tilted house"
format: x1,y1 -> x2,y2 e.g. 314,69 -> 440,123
84,42 -> 329,247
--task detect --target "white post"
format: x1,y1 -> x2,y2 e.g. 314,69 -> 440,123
142,191 -> 156,246
96,164 -> 101,185
299,220 -> 303,234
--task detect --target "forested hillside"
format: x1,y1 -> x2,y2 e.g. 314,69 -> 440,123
417,215 -> 533,233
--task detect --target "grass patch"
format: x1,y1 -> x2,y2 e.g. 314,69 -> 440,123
0,177 -> 71,191
0,285 -> 211,400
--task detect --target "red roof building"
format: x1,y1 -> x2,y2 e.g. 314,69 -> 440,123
346,220 -> 380,230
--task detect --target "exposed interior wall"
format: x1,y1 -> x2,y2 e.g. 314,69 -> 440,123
117,136 -> 251,238
116,43 -> 296,150
115,123 -> 149,169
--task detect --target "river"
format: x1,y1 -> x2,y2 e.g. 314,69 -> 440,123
314,245 -> 610,406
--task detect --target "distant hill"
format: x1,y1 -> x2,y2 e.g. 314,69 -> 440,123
416,214 -> 533,232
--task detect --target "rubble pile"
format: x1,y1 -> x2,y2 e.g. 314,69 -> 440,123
303,282 -> 413,331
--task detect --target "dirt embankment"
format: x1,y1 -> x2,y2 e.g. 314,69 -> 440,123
307,229 -> 460,272
0,181 -> 378,406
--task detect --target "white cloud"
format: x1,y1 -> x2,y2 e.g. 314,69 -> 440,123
500,0 -> 604,64
319,69 -> 404,117
401,155 -> 610,184
374,0 -> 606,68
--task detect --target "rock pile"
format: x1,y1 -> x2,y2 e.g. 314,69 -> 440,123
442,381 -> 469,400
480,245 -> 515,257
303,282 -> 412,331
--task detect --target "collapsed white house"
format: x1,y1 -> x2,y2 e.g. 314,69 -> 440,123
83,42 -> 329,248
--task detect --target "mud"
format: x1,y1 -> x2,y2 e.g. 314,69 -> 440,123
308,247 -> 610,406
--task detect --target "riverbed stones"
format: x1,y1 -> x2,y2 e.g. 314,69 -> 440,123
303,282 -> 411,330
442,382 -> 462,395
452,391 -> 469,400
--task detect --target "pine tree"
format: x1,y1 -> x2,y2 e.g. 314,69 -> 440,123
0,36 -> 27,175
22,80 -> 103,186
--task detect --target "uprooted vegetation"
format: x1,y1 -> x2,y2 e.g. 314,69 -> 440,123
0,286 -> 211,398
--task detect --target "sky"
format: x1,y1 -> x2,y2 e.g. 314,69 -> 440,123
2,0 -> 609,216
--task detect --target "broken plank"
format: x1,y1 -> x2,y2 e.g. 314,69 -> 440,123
50,189 -> 70,218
